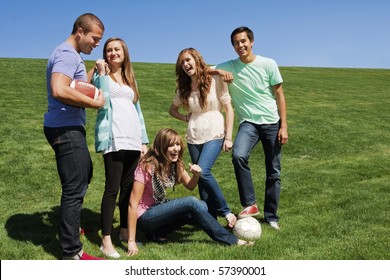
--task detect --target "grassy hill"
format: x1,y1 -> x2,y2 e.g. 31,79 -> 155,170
0,58 -> 389,260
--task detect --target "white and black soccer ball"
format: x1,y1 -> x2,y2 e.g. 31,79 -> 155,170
233,217 -> 262,240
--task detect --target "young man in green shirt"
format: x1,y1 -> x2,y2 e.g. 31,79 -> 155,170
215,26 -> 288,230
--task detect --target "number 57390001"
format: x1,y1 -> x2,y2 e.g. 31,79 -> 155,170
218,266 -> 266,276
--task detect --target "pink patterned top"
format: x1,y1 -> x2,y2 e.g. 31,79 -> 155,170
134,165 -> 156,218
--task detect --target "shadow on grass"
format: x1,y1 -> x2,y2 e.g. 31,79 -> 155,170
116,224 -> 215,251
147,224 -> 216,245
173,226 -> 218,245
5,206 -> 101,259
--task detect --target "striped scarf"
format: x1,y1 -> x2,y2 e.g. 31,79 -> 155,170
151,164 -> 176,204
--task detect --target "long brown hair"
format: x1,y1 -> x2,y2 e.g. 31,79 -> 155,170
139,128 -> 185,183
175,48 -> 211,110
103,37 -> 140,102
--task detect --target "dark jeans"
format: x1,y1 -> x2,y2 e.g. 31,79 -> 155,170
101,150 -> 140,235
44,126 -> 92,258
232,121 -> 282,222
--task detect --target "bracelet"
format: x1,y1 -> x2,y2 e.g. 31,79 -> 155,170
185,115 -> 189,122
225,138 -> 232,142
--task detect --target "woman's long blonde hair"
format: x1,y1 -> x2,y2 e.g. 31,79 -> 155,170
175,48 -> 211,110
140,128 -> 185,183
103,37 -> 140,102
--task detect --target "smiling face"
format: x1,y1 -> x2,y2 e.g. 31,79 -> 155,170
152,128 -> 184,164
77,24 -> 104,55
180,52 -> 197,77
165,137 -> 182,162
104,40 -> 125,66
232,31 -> 255,63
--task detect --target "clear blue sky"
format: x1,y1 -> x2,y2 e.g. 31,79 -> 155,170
1,0 -> 389,68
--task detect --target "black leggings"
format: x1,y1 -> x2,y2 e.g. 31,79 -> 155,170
101,150 -> 140,235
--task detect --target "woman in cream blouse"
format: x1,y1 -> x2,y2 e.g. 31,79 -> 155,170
169,48 -> 236,229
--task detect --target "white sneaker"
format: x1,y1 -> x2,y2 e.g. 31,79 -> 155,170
269,221 -> 280,230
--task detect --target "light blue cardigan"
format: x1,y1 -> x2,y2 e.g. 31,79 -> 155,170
92,73 -> 149,153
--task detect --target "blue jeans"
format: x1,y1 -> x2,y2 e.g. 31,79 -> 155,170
44,126 -> 93,258
137,196 -> 238,245
188,139 -> 231,218
232,121 -> 281,222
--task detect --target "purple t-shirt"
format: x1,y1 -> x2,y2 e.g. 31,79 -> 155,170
44,42 -> 87,127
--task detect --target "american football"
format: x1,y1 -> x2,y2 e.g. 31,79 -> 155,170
70,80 -> 99,100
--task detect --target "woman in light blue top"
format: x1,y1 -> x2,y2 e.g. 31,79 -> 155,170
89,37 -> 149,258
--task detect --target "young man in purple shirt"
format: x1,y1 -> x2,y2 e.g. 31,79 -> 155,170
44,13 -> 105,260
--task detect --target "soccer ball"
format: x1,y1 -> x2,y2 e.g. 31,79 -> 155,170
233,217 -> 262,240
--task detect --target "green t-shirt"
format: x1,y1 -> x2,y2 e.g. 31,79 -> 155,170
216,55 -> 283,125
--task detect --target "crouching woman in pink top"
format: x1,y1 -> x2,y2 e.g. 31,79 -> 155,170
127,128 -> 253,256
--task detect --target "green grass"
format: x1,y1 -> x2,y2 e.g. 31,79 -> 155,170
0,58 -> 389,260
